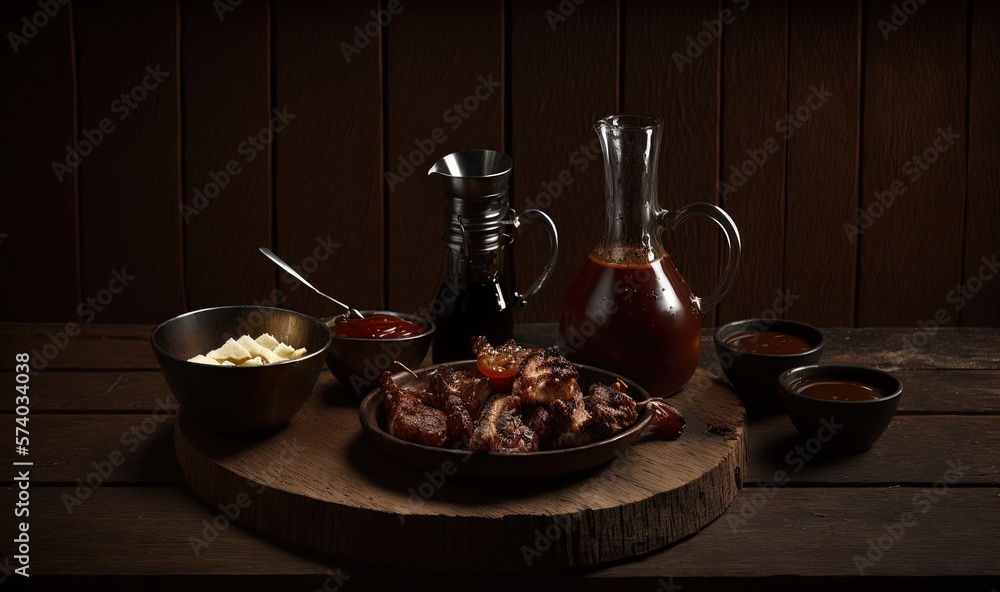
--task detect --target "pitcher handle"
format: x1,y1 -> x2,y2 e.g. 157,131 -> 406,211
657,203 -> 741,314
512,209 -> 559,309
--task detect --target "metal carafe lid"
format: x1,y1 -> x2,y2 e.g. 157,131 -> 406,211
428,150 -> 514,252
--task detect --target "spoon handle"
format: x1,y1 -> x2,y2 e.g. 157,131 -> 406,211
258,247 -> 351,313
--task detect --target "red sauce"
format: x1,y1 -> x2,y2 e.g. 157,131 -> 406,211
724,330 -> 814,355
331,314 -> 424,339
559,254 -> 701,397
789,378 -> 884,401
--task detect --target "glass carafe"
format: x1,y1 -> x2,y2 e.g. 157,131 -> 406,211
559,114 -> 741,396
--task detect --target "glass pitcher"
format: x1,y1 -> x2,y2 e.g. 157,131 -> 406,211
559,114 -> 741,396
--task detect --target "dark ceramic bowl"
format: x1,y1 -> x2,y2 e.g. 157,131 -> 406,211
778,364 -> 903,453
359,360 -> 653,478
324,310 -> 435,397
713,319 -> 826,414
150,306 -> 332,434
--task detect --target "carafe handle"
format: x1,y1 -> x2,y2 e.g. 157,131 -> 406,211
511,209 -> 559,309
657,203 -> 741,313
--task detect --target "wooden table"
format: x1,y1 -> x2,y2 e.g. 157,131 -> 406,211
2,323 -> 998,590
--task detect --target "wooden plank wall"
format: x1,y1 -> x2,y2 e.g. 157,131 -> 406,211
2,0 -> 998,328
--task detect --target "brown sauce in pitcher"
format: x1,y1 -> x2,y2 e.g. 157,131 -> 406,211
559,253 -> 701,397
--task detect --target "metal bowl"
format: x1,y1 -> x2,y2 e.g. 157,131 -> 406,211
150,306 -> 332,434
324,310 -> 435,397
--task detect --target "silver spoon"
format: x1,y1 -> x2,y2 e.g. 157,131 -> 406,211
258,247 -> 365,319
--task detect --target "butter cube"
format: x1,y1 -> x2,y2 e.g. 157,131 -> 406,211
255,333 -> 281,351
188,354 -> 220,365
207,338 -> 252,365
237,335 -> 282,364
272,343 -> 297,360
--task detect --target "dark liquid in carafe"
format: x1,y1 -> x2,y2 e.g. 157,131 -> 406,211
432,276 -> 513,363
559,254 -> 701,396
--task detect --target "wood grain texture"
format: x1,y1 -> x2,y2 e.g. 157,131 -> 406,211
174,368 -> 747,571
0,371 -> 176,412
3,366 -> 997,415
716,0 -> 788,323
75,1 -> 185,323
182,0 -> 273,309
385,0 -> 504,314
509,0 -> 616,323
4,324 -> 1000,371
0,0 -> 79,321
783,0 -> 860,326
962,0 -> 1000,326
4,486 -> 997,581
744,414 -> 1000,484
622,0 -> 722,328
858,0 -> 967,326
11,411 -> 999,487
274,0 -> 383,318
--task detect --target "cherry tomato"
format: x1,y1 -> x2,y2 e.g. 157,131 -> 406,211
476,353 -> 519,391
647,399 -> 685,440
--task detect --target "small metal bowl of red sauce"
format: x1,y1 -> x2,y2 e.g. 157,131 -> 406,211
324,310 -> 434,396
778,365 -> 903,453
713,319 -> 826,415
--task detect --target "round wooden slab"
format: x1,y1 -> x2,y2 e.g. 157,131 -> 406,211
174,368 -> 747,572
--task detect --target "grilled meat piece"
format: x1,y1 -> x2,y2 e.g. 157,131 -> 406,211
548,389 -> 593,449
442,394 -> 475,445
524,405 -> 556,448
380,372 -> 448,447
469,393 -> 539,452
472,336 -> 531,367
427,365 -> 492,417
584,383 -> 639,439
512,347 -> 581,406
